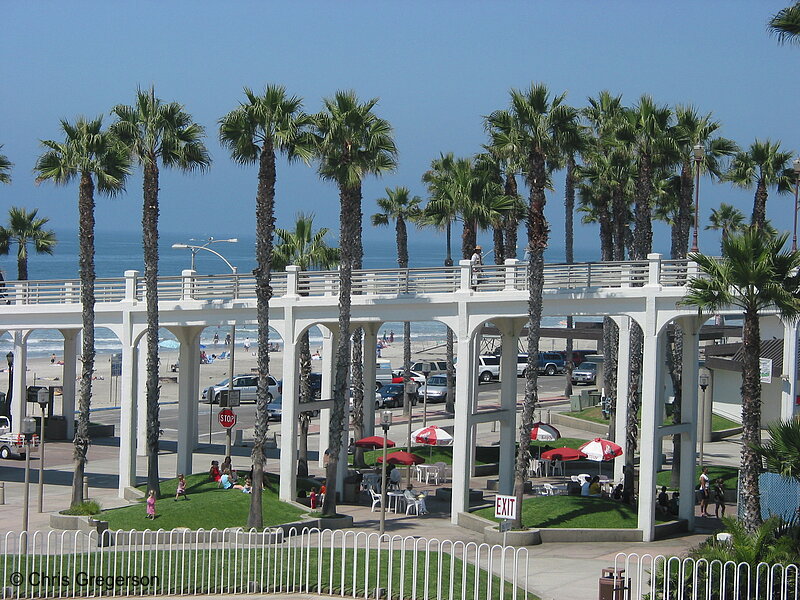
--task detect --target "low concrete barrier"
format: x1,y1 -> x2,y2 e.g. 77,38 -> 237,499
549,412 -> 609,435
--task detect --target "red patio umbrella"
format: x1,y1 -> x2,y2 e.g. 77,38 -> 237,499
529,422 -> 561,442
540,447 -> 586,462
377,451 -> 426,465
355,435 -> 396,449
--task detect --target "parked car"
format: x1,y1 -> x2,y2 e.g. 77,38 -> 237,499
0,416 -> 38,459
423,374 -> 451,403
477,355 -> 501,382
410,360 -> 448,374
391,370 -> 426,385
377,383 -> 418,408
267,397 -> 282,420
570,361 -> 598,385
202,374 -> 281,404
537,352 -> 566,376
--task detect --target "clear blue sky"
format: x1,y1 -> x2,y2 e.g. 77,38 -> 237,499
1,1 -> 797,258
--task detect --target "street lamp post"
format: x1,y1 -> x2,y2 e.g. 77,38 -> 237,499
691,144 -> 704,253
698,374 -> 710,468
379,410 -> 393,537
793,159 -> 800,252
21,416 -> 36,551
172,238 -> 238,456
36,389 -> 49,512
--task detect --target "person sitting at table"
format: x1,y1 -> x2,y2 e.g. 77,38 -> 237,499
656,486 -> 670,514
580,476 -> 591,496
611,484 -> 624,500
403,484 -> 428,515
588,476 -> 602,497
388,464 -> 402,489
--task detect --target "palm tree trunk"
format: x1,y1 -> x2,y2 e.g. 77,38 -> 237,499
612,187 -> 626,261
623,322 -> 643,505
462,221 -> 477,260
740,307 -> 763,532
143,160 -> 161,497
503,173 -> 519,260
297,330 -> 312,477
323,184 -> 361,517
675,161 -> 693,258
515,153 -> 547,529
493,227 -> 504,264
248,141 -> 276,529
667,326 -> 683,488
445,222 -> 453,267
445,328 -> 455,414
351,329 -> 365,467
72,172 -> 95,507
17,250 -> 27,281
632,152 -> 653,259
751,182 -> 769,230
604,317 -> 619,440
564,157 -> 575,398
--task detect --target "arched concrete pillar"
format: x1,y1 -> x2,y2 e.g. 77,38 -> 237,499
361,321 -> 381,438
9,330 -> 30,434
318,325 -> 335,469
781,319 -> 799,420
677,316 -> 701,528
637,320 -> 667,542
495,317 -> 527,495
280,317 -> 300,502
117,323 -> 143,496
59,329 -> 80,441
613,316 -> 631,482
173,326 -> 203,477
451,319 -> 477,523
136,338 -> 148,456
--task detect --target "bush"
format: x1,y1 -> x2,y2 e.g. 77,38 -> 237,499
61,501 -> 101,516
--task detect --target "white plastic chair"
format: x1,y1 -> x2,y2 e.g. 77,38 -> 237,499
529,459 -> 543,478
542,483 -> 556,496
435,462 -> 449,484
550,460 -> 564,477
369,489 -> 382,512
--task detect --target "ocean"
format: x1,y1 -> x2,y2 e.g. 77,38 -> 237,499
0,229 -> 602,357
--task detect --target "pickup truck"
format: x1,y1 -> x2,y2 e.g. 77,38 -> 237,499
0,416 -> 39,459
516,352 -> 566,377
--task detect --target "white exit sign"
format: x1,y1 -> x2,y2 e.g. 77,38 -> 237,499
494,494 -> 517,520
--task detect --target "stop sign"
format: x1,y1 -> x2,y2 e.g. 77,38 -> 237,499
218,408 -> 237,429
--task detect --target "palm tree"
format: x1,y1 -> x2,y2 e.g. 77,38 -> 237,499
112,87 -> 210,497
683,228 -> 800,532
753,418 -> 800,484
0,145 -> 12,184
706,203 -> 747,251
220,84 -> 313,527
768,3 -> 800,44
486,83 -> 580,528
312,90 -> 397,517
273,213 -> 338,477
725,140 -> 793,231
0,207 -> 57,280
35,116 -> 130,507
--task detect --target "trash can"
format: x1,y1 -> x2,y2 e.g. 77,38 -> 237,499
598,568 -> 627,600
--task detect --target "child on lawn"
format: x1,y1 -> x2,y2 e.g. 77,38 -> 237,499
146,490 -> 156,519
175,474 -> 189,501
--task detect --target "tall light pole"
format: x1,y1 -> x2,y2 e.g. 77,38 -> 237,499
793,158 -> 800,252
379,410 -> 393,537
691,144 -> 704,253
21,416 -> 36,552
173,238 -> 238,456
36,389 -> 49,512
698,374 -> 709,468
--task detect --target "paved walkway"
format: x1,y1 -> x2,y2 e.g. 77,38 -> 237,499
0,396 -> 740,600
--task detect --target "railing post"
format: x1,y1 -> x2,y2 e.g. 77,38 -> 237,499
686,259 -> 699,283
459,260 -> 472,292
325,269 -> 337,296
621,263 -> 631,287
647,253 -> 662,287
15,281 -> 26,305
181,269 -> 196,300
285,265 -> 300,298
504,259 -> 519,291
124,270 -> 139,302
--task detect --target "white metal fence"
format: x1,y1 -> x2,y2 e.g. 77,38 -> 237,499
612,552 -> 800,599
1,528 -> 530,600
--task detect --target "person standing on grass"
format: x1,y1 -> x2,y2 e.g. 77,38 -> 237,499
713,478 -> 726,518
146,490 -> 156,519
698,466 -> 711,517
175,474 -> 188,501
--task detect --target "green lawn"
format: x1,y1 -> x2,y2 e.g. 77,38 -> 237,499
1,546 -> 537,600
476,495 -> 668,529
711,413 -> 739,431
564,405 -> 608,424
655,465 -> 738,490
100,473 -> 306,530
352,445 -> 501,466
529,437 -> 589,451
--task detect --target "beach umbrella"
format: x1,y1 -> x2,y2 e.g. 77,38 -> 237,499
540,447 -> 585,462
158,339 -> 180,349
377,451 -> 426,465
355,435 -> 396,449
412,425 -> 454,447
529,422 -> 561,442
578,438 -> 623,474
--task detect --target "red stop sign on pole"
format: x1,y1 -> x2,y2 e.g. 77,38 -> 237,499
218,409 -> 237,429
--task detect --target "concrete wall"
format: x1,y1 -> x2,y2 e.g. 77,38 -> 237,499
711,369 -> 783,425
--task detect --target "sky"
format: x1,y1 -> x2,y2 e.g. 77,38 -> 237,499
2,1 -> 799,260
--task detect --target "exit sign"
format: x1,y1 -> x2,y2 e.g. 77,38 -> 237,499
494,494 -> 517,520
